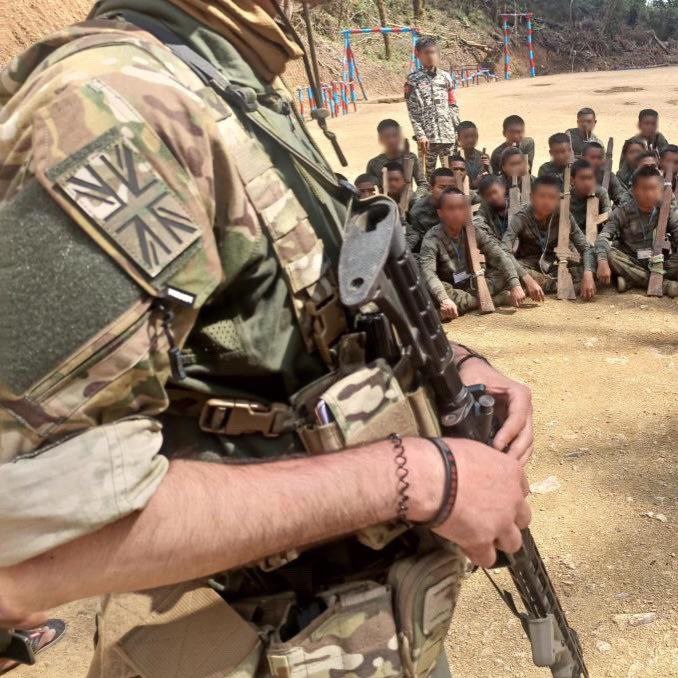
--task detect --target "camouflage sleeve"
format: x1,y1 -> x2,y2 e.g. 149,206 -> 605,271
595,205 -> 623,260
609,173 -> 630,206
405,78 -> 425,140
599,187 -> 612,215
412,154 -> 429,193
476,223 -> 520,288
419,234 -> 448,303
568,215 -> 595,271
501,213 -> 527,278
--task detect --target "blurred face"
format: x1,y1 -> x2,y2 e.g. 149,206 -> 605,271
505,123 -> 524,145
379,126 -> 402,155
458,127 -> 478,151
550,142 -> 570,169
625,143 -> 645,169
450,161 -> 467,189
418,45 -> 439,69
638,155 -> 658,170
577,113 -> 596,135
572,167 -> 596,197
480,182 -> 506,209
356,181 -> 377,199
633,175 -> 662,210
531,184 -> 560,219
583,148 -> 604,171
638,115 -> 658,140
431,175 -> 456,203
387,170 -> 406,198
502,153 -> 526,178
660,150 -> 678,177
437,193 -> 467,230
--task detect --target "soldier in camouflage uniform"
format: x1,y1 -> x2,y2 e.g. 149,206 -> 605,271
630,109 -> 670,154
538,133 -> 571,185
502,176 -> 597,300
0,1 -> 534,676
617,138 -> 647,190
456,121 -> 490,189
405,36 -> 460,179
596,166 -> 678,296
566,107 -> 603,159
420,188 -> 525,319
490,115 -> 535,175
569,159 -> 612,234
582,142 -> 629,207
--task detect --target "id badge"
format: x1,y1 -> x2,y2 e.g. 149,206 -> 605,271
453,271 -> 470,285
636,248 -> 652,260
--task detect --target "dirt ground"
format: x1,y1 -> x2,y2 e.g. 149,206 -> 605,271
12,68 -> 678,677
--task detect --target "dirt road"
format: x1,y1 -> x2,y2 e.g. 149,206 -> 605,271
13,68 -> 678,678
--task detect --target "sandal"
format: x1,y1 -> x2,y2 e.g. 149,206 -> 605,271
0,620 -> 66,675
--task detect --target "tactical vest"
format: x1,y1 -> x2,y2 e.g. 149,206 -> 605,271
6,14 -> 466,677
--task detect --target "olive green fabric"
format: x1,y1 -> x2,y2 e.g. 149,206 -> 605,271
0,180 -> 141,394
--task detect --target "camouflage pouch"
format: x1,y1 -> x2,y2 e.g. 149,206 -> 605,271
388,548 -> 467,677
265,581 -> 402,678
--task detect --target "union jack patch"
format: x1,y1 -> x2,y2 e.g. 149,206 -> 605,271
56,136 -> 200,278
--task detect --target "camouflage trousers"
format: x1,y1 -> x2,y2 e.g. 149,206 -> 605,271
425,143 -> 455,178
441,273 -> 510,316
517,261 -> 584,294
607,247 -> 678,288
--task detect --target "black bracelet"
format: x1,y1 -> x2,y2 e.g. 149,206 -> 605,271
421,438 -> 458,529
455,343 -> 490,371
389,433 -> 412,527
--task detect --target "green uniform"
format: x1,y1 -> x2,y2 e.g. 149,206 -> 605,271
490,137 -> 535,175
629,132 -> 670,153
565,128 -> 603,158
501,205 -> 595,293
420,220 -> 519,314
570,186 -> 611,231
537,161 -> 567,183
366,150 -> 429,196
595,197 -> 678,290
598,168 -> 629,206
616,165 -> 634,190
0,4 -> 466,677
462,148 -> 488,188
476,201 -> 510,241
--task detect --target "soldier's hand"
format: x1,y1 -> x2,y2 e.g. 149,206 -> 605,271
523,274 -> 545,302
597,259 -> 612,285
580,271 -> 596,301
439,298 -> 458,321
481,153 -> 491,170
418,136 -> 430,154
430,440 -> 531,568
509,285 -> 526,307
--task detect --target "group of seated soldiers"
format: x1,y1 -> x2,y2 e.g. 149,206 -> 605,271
354,108 -> 678,319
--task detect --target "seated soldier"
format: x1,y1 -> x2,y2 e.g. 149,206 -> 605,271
365,118 -> 428,195
570,159 -> 612,233
659,144 -> 678,193
420,187 -> 525,320
490,115 -> 535,174
566,107 -> 603,158
384,161 -> 409,205
355,173 -> 378,200
502,175 -> 597,301
582,141 -> 629,206
617,138 -> 647,190
538,133 -> 571,183
457,121 -> 491,188
501,146 -> 535,214
596,165 -> 678,297
636,150 -> 659,170
630,109 -> 670,154
407,167 -> 456,253
448,154 -> 482,205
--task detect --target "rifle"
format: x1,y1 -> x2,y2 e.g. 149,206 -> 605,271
566,131 -> 576,166
521,154 -> 532,203
602,137 -> 613,193
508,175 -> 522,220
556,166 -> 577,300
647,166 -> 674,297
339,196 -> 589,678
584,196 -> 600,246
399,140 -> 414,217
381,166 -> 389,196
0,629 -> 35,667
455,172 -> 495,313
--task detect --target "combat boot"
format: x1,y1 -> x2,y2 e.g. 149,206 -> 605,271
663,280 -> 678,298
616,276 -> 628,293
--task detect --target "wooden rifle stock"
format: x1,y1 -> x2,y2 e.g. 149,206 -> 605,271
521,154 -> 531,202
508,175 -> 521,220
585,195 -> 600,246
647,166 -> 674,296
556,166 -> 577,300
602,137 -> 613,192
399,140 -> 415,216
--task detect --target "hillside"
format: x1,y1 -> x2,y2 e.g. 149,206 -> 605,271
2,1 -> 677,98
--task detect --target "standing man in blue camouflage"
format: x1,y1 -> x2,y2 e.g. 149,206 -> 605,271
405,36 -> 460,179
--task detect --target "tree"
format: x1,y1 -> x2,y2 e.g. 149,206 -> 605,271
375,0 -> 391,59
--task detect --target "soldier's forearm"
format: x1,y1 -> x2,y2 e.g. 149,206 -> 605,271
0,440 -> 445,621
